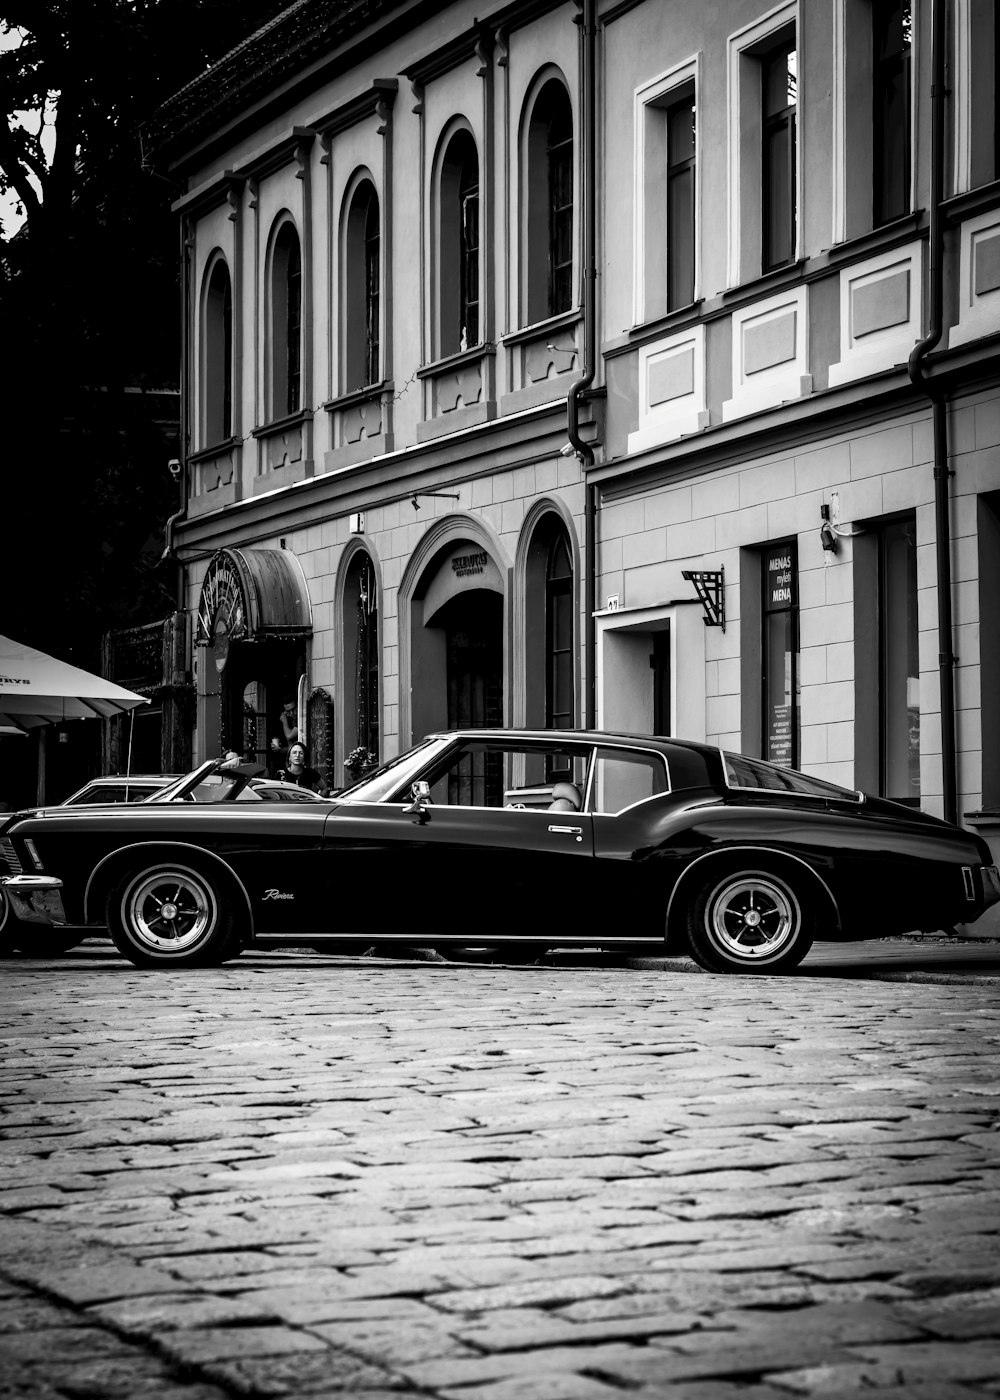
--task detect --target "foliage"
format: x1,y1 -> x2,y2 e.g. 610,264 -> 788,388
0,1 -> 289,667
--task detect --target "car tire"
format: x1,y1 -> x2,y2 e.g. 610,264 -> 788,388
685,862 -> 814,975
106,860 -> 242,968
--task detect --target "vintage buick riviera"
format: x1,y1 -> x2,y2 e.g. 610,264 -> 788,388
2,731 -> 998,974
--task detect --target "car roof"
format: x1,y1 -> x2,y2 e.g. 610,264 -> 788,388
423,728 -> 718,756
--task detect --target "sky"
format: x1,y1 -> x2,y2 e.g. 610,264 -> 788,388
0,24 -> 57,238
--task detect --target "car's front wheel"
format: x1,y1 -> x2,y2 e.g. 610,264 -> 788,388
685,864 -> 814,974
106,861 -> 242,968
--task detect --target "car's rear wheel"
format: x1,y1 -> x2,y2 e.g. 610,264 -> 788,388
685,863 -> 814,974
106,861 -> 242,968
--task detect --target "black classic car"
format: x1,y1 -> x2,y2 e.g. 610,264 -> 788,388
2,730 -> 998,974
0,764 -> 328,956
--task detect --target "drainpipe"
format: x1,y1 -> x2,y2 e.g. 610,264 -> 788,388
906,0 -> 956,823
567,0 -> 598,728
162,216 -> 190,612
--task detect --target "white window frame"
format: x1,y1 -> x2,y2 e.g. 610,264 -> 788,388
633,54 -> 701,327
726,1 -> 799,290
832,0 -> 918,245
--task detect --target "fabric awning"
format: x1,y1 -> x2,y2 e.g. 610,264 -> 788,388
0,635 -> 149,733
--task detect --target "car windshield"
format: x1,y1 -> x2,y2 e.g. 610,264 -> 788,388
338,737 -> 454,803
144,761 -> 263,804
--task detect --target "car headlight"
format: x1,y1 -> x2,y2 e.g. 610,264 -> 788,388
23,839 -> 44,871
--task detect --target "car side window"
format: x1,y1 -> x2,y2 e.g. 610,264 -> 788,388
590,748 -> 669,815
423,742 -> 590,808
723,752 -> 862,801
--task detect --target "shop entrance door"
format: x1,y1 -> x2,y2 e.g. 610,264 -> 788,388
443,592 -> 503,732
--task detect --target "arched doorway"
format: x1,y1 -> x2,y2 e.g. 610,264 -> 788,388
406,534 -> 507,744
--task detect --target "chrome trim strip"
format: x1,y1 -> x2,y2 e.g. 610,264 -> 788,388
84,841 -> 255,937
962,866 -> 976,901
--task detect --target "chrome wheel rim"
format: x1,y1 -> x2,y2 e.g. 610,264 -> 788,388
707,874 -> 799,963
124,867 -> 216,953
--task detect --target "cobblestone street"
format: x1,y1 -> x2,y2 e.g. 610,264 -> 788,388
1,946 -> 999,1398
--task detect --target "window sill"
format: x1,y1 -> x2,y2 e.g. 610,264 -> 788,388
417,343 -> 495,379
722,260 -> 805,305
323,381 -> 392,412
251,408 -> 313,439
189,436 -> 239,463
822,211 -> 925,266
501,308 -> 580,348
943,179 -> 1000,225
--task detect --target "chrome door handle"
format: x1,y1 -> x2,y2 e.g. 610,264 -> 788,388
548,824 -> 583,840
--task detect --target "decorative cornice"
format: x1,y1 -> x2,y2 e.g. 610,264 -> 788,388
172,170 -> 246,218
313,78 -> 398,141
403,21 -> 494,88
234,127 -> 317,184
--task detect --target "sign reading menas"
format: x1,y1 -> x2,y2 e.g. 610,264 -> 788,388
765,548 -> 796,612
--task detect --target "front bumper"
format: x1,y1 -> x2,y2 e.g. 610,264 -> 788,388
1,876 -> 68,926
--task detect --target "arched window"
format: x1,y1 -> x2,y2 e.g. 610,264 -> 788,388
344,179 -> 380,391
437,128 -> 480,357
269,220 -> 301,419
524,80 -> 574,323
545,532 -> 574,734
523,513 -> 575,773
342,550 -> 379,770
203,257 -> 232,445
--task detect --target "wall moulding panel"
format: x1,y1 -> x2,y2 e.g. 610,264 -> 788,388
627,325 -> 707,453
828,241 -> 922,386
949,209 -> 1000,349
722,284 -> 809,421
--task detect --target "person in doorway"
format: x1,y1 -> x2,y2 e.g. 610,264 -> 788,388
277,741 -> 329,796
270,696 -> 300,774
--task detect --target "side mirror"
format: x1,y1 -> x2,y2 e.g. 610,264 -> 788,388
403,779 -> 431,820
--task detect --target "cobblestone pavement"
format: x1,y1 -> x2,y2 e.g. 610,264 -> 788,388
1,947 -> 999,1399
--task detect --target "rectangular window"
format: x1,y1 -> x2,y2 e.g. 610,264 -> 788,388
762,542 -> 798,767
666,94 -> 696,310
879,516 -> 920,802
873,0 -> 912,227
635,63 -> 698,324
762,40 -> 797,271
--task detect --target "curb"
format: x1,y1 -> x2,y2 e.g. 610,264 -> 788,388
623,956 -> 1000,986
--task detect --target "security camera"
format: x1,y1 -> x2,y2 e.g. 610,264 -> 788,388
167,458 -> 182,480
559,442 -> 577,458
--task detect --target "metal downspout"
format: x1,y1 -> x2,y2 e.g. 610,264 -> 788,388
567,0 -> 598,728
162,217 -> 190,612
906,0 -> 956,823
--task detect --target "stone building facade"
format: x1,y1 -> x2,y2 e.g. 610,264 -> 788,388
150,0 -> 1000,874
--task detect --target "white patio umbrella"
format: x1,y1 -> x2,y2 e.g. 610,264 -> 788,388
0,634 -> 148,733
